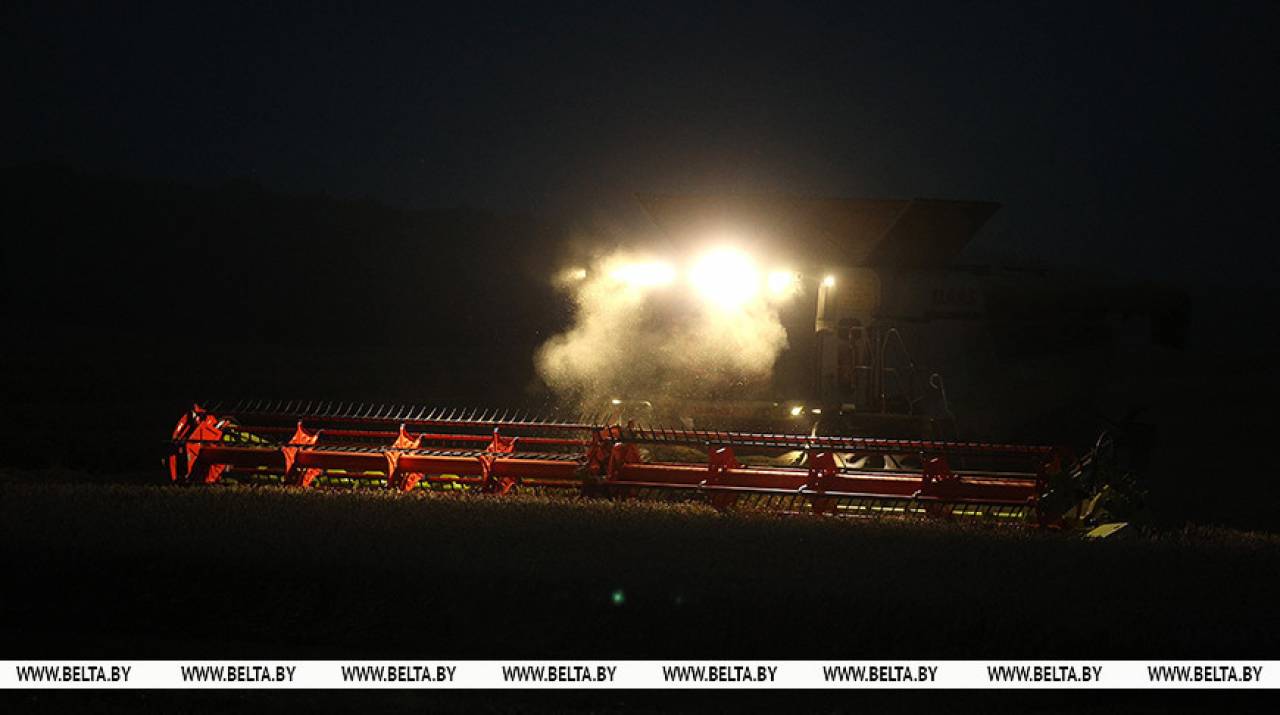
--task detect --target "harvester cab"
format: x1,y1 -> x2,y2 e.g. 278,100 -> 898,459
636,193 -> 1188,446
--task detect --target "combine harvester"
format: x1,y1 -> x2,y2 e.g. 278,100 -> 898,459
168,400 -> 1109,528
167,196 -> 1168,530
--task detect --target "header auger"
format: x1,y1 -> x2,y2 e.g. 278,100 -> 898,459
168,400 -> 1102,527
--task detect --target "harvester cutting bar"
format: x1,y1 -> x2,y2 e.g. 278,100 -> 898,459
181,440 -> 583,486
205,400 -> 601,432
232,425 -> 590,448
621,426 -> 1058,458
203,401 -> 1060,459
611,462 -> 1038,502
170,402 -> 1076,524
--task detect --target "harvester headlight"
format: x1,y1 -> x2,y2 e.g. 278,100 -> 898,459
789,405 -> 804,417
689,248 -> 758,309
767,269 -> 800,300
822,274 -> 836,288
609,261 -> 676,288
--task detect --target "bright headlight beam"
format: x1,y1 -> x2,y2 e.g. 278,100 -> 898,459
609,261 -> 675,288
767,269 -> 799,299
689,248 -> 759,309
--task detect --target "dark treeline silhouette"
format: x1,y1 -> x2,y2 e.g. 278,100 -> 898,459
3,162 -> 568,350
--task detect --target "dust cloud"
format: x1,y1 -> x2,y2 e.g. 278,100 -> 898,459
535,250 -> 789,415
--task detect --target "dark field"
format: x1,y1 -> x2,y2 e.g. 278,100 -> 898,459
3,476 -> 1277,661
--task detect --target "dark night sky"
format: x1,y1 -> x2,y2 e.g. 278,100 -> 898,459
5,1 -> 1277,288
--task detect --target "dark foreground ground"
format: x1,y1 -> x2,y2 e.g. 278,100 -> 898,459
3,477 -> 1277,661
3,477 -> 1277,713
